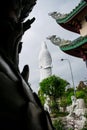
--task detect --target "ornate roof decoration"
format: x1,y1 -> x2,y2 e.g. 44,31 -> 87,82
47,35 -> 87,58
49,0 -> 86,24
60,35 -> 87,51
49,0 -> 87,34
47,35 -> 71,47
48,12 -> 67,20
47,35 -> 87,51
59,36 -> 87,60
48,0 -> 87,60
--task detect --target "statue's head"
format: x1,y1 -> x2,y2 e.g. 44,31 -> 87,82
71,96 -> 76,103
0,0 -> 36,21
0,0 -> 37,66
0,0 -> 37,33
0,0 -> 37,45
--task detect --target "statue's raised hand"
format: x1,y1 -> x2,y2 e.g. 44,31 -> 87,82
21,65 -> 29,83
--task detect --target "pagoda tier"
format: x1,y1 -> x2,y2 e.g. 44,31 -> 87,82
60,36 -> 87,61
47,35 -> 87,61
48,0 -> 87,62
49,0 -> 87,35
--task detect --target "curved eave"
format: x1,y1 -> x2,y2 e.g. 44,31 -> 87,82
60,36 -> 87,51
56,1 -> 86,24
56,1 -> 87,34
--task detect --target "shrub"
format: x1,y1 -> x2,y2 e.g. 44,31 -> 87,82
53,119 -> 65,130
76,90 -> 85,99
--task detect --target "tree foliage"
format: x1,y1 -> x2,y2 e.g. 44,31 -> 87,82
60,88 -> 74,108
39,75 -> 68,99
38,88 -> 46,105
76,84 -> 87,107
76,90 -> 85,99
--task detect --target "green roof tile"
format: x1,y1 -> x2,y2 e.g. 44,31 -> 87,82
56,0 -> 87,24
60,35 -> 87,51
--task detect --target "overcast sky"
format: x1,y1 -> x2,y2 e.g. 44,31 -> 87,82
19,0 -> 87,93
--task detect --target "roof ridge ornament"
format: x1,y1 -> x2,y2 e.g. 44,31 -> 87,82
47,35 -> 71,47
48,12 -> 67,20
48,0 -> 87,22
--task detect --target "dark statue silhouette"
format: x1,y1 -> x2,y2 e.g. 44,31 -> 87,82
0,0 -> 54,129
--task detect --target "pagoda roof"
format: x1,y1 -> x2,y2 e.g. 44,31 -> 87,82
56,0 -> 86,24
60,35 -> 87,58
50,0 -> 87,34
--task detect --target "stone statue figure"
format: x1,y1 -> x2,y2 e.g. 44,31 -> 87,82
66,96 -> 87,129
68,96 -> 77,117
0,0 -> 54,130
44,96 -> 51,113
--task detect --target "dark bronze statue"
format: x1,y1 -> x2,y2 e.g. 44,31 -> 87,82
0,0 -> 54,129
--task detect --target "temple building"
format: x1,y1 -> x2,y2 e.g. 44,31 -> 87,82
38,42 -> 52,82
48,0 -> 87,66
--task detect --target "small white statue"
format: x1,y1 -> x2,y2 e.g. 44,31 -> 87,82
44,96 -> 51,113
68,96 -> 77,117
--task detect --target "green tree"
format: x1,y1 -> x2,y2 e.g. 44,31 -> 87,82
38,88 -> 46,106
76,90 -> 85,99
39,75 -> 68,99
65,88 -> 74,105
60,88 -> 74,112
60,96 -> 68,112
53,119 -> 65,130
39,75 -> 68,113
76,85 -> 87,107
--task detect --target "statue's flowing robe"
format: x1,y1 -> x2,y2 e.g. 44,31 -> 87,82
0,53 -> 54,130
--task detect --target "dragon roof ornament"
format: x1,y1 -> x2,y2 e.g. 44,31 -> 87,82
47,35 -> 71,47
48,0 -> 87,23
48,12 -> 67,20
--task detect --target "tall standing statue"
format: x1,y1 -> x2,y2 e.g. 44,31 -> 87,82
0,0 -> 54,130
